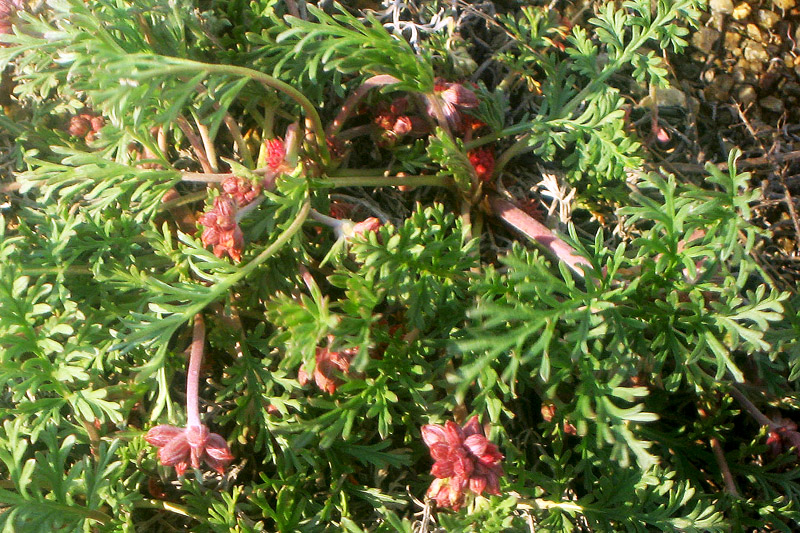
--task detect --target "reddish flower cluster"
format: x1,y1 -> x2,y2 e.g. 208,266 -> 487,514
766,417 -> 800,459
421,416 -> 504,510
432,79 -> 480,135
222,175 -> 262,207
298,337 -> 357,394
145,424 -> 234,476
265,137 -> 286,170
199,196 -> 244,262
468,147 -> 495,183
68,111 -> 105,142
373,97 -> 427,141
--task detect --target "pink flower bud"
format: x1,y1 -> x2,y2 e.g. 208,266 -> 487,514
265,138 -> 286,170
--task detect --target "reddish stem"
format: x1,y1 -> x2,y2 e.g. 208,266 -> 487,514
186,313 -> 205,428
728,386 -> 778,430
326,75 -> 401,137
489,194 -> 589,277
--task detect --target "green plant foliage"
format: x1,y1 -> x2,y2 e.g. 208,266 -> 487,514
1,0 -> 799,531
494,0 -> 701,199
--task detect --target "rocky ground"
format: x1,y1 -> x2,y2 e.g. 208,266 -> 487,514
654,0 -> 800,288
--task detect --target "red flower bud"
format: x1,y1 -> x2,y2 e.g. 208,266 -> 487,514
265,137 -> 286,170
468,147 -> 495,182
68,116 -> 91,137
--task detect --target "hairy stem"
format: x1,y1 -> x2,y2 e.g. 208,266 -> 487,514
177,116 -> 214,174
489,194 -> 588,277
729,386 -> 777,430
186,313 -> 205,428
320,174 -> 453,188
327,74 -> 401,137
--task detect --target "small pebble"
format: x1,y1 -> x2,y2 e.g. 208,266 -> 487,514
737,84 -> 758,105
746,23 -> 762,42
784,82 -> 800,97
757,9 -> 781,29
691,27 -> 720,54
743,41 -> 769,64
773,0 -> 796,10
760,95 -> 785,113
733,2 -> 751,19
725,31 -> 742,50
710,0 -> 734,15
708,74 -> 735,100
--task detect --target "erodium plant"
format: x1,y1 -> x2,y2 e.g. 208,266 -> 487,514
1,0 -> 799,531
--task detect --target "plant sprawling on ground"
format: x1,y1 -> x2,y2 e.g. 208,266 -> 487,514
1,0 -> 799,531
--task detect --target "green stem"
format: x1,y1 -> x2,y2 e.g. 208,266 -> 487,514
159,190 -> 207,211
319,174 -> 453,188
327,168 -> 394,177
464,121 -> 542,150
155,58 -> 330,164
121,198 -> 310,349
205,198 -> 310,297
137,499 -> 198,520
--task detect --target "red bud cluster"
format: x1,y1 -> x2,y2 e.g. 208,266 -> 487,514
298,337 -> 358,394
431,79 -> 480,135
68,111 -> 105,142
374,97 -> 428,141
199,196 -> 244,262
265,137 -> 286,170
222,175 -> 262,207
422,416 -> 505,510
766,417 -> 800,459
468,147 -> 495,183
145,423 -> 234,476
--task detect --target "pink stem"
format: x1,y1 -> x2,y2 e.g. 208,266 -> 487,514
326,75 -> 401,137
729,385 -> 778,430
489,194 -> 589,277
186,313 -> 205,428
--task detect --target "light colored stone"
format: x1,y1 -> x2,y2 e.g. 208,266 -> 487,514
757,9 -> 781,29
640,87 -> 687,108
725,31 -> 742,50
773,0 -> 796,10
710,0 -> 734,15
743,40 -> 769,64
760,95 -> 785,113
737,84 -> 757,106
692,27 -> 720,53
733,2 -> 751,19
746,23 -> 762,42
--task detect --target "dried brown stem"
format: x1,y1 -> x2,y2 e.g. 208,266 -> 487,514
194,116 -> 219,172
177,116 -> 214,174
